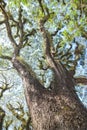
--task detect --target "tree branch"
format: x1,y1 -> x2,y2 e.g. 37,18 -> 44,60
39,15 -> 66,86
0,20 -> 6,25
0,4 -> 18,49
4,120 -> 13,130
18,6 -> 24,47
37,0 -> 45,14
75,77 -> 87,85
0,107 -> 5,130
0,55 -> 12,60
0,73 -> 12,98
7,102 -> 31,130
51,27 -> 60,36
23,29 -> 36,44
12,57 -> 45,91
56,0 -> 66,5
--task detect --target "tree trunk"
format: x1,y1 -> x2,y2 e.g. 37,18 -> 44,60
12,58 -> 87,130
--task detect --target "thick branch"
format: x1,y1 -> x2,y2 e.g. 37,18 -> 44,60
12,57 -> 45,91
0,5 -> 17,49
75,77 -> 87,85
39,16 -> 66,84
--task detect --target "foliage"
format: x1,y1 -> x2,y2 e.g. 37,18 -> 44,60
0,0 -> 87,129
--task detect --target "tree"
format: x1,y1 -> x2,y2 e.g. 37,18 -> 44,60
0,73 -> 12,130
0,0 -> 87,129
0,72 -> 30,129
7,102 -> 31,130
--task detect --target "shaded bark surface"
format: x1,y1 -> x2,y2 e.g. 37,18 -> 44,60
12,58 -> 87,130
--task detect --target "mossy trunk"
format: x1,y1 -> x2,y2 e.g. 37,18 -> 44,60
12,58 -> 87,130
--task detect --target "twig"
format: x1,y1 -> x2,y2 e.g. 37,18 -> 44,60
0,55 -> 12,60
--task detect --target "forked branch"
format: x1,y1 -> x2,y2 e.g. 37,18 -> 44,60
0,4 -> 18,49
0,73 -> 12,98
39,15 -> 66,85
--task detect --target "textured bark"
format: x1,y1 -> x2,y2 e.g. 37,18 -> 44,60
1,2 -> 87,130
12,58 -> 87,130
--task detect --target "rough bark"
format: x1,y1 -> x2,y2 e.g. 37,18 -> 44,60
0,2 -> 87,130
12,58 -> 87,130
